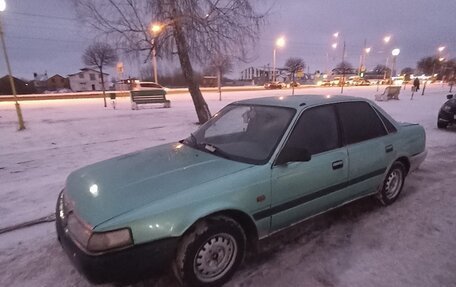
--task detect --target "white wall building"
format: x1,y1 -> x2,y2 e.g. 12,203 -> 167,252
68,68 -> 109,92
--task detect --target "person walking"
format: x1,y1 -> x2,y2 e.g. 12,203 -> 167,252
413,77 -> 420,92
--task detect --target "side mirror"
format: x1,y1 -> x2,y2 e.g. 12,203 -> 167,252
447,94 -> 454,100
276,147 -> 311,165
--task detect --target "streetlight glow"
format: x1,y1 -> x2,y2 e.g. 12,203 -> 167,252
0,0 -> 5,12
439,57 -> 445,62
438,46 -> 445,53
392,48 -> 400,56
384,36 -> 391,43
276,36 -> 285,48
150,23 -> 162,35
333,32 -> 339,38
365,47 -> 371,53
332,43 -> 337,49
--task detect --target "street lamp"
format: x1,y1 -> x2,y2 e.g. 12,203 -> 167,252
0,0 -> 25,130
272,36 -> 285,82
384,35 -> 391,44
150,23 -> 162,84
382,35 -> 392,82
432,46 -> 446,79
358,39 -> 371,76
391,48 -> 400,78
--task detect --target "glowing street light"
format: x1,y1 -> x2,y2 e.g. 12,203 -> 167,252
272,36 -> 285,82
331,43 -> 338,49
0,0 -> 25,130
384,35 -> 391,44
333,32 -> 339,38
149,23 -> 163,84
438,46 -> 446,53
392,48 -> 400,56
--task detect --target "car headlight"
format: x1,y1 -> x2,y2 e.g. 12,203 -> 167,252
67,213 -> 133,253
442,104 -> 452,112
87,229 -> 133,253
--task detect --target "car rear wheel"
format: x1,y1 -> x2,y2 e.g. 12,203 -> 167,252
173,216 -> 246,287
377,161 -> 406,206
437,119 -> 448,129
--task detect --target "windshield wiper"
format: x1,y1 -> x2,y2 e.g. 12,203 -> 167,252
182,133 -> 198,147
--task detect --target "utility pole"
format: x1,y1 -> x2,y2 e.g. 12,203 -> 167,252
0,9 -> 25,130
341,41 -> 346,94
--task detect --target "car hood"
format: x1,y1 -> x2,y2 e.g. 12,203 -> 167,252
65,142 -> 253,227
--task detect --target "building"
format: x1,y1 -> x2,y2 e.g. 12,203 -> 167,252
33,72 -> 48,93
46,74 -> 70,91
0,75 -> 36,95
68,68 -> 109,92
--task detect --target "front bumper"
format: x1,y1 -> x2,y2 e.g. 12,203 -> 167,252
438,110 -> 456,123
55,194 -> 178,285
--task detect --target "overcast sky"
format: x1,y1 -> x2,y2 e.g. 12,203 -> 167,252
1,0 -> 456,80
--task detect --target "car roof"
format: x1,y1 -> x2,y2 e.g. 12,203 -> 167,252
232,94 -> 369,109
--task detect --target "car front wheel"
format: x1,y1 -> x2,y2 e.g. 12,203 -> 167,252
174,216 -> 246,287
377,161 -> 406,206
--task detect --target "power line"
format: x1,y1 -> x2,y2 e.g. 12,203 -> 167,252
10,11 -> 78,22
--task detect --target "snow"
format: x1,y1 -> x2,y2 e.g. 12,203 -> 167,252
1,84 -> 455,287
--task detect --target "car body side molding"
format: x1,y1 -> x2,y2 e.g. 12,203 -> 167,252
253,167 -> 386,220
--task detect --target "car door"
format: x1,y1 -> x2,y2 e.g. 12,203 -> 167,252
335,101 -> 394,198
269,104 -> 349,231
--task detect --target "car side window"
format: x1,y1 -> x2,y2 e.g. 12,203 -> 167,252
373,107 -> 397,133
284,105 -> 340,155
337,102 -> 387,145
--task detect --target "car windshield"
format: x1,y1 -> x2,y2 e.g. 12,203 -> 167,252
184,104 -> 295,164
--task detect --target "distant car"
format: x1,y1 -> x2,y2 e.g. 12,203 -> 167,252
264,81 -> 284,89
318,79 -> 332,86
56,95 -> 427,286
354,79 -> 371,86
287,81 -> 300,88
437,94 -> 456,129
116,80 -> 168,92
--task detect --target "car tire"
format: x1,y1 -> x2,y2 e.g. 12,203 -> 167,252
173,216 -> 246,287
437,119 -> 448,129
377,161 -> 406,206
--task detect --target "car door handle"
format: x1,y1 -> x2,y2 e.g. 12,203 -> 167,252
385,144 -> 394,153
332,160 -> 344,170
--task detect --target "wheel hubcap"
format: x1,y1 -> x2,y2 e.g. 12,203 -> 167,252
385,168 -> 403,199
194,233 -> 237,282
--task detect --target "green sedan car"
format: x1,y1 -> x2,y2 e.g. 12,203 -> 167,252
56,95 -> 427,286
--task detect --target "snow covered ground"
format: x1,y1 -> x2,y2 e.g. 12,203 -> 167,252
1,84 -> 455,287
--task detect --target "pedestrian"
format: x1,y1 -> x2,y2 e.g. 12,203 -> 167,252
413,78 -> 420,92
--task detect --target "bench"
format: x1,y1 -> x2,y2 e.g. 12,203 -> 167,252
130,89 -> 170,109
375,86 -> 401,101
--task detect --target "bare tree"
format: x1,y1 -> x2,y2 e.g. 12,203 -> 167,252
204,54 -> 233,100
82,42 -> 118,107
73,0 -> 268,124
284,57 -> 305,95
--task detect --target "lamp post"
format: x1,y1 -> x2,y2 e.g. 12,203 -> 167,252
0,0 -> 25,130
431,46 -> 445,81
272,36 -> 285,82
382,35 -> 392,83
150,23 -> 162,84
391,48 -> 400,83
